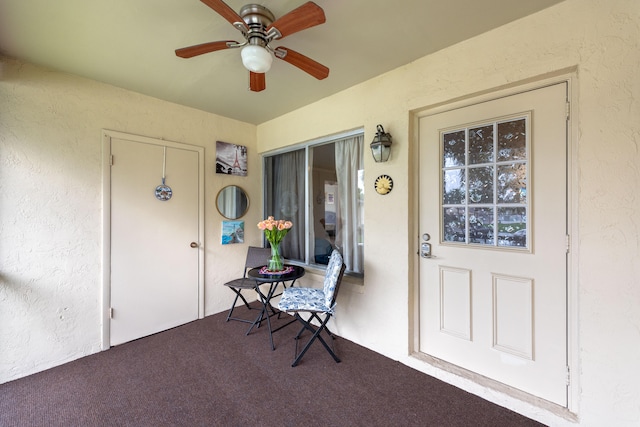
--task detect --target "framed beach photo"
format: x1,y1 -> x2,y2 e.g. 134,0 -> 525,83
216,141 -> 247,176
221,220 -> 244,245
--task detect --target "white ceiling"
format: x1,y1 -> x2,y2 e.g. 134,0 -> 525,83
0,0 -> 565,125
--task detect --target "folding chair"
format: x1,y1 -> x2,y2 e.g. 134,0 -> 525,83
277,249 -> 346,367
223,246 -> 271,323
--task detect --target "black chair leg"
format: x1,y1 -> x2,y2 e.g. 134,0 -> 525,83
225,291 -> 243,322
226,288 -> 257,323
292,313 -> 340,367
237,291 -> 253,309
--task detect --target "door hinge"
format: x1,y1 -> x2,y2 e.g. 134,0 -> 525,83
565,101 -> 571,121
566,235 -> 571,253
110,155 -> 114,166
566,366 -> 571,386
109,307 -> 114,319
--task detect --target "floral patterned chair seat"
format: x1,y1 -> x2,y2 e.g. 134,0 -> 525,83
278,249 -> 346,367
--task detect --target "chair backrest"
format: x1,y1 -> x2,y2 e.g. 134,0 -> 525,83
323,250 -> 346,309
243,246 -> 272,277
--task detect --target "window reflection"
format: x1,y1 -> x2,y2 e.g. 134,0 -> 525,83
498,119 -> 526,161
469,125 -> 494,164
441,116 -> 529,249
443,169 -> 465,204
264,133 -> 365,273
443,130 -> 466,167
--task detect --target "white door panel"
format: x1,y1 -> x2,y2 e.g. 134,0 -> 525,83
419,83 -> 568,405
110,137 -> 200,346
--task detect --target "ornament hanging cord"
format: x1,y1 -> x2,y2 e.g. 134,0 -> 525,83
155,146 -> 173,201
162,146 -> 167,186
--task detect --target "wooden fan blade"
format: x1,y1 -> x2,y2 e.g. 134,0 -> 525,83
266,1 -> 325,39
274,47 -> 329,80
175,41 -> 237,58
200,0 -> 248,30
250,72 -> 266,92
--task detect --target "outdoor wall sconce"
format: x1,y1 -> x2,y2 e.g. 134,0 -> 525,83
370,124 -> 393,162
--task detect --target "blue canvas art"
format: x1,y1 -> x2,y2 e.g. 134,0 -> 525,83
222,220 -> 244,245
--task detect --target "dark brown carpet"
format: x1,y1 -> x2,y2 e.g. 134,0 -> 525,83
1,304 -> 544,426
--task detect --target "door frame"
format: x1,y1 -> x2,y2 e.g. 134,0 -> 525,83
409,71 -> 579,415
100,129 -> 205,350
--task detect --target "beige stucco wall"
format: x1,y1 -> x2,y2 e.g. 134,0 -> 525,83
258,0 -> 640,425
0,57 -> 261,380
1,0 -> 639,425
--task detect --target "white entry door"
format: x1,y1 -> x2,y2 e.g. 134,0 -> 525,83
108,134 -> 202,346
418,83 -> 568,406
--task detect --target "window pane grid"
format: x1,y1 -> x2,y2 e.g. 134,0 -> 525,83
441,116 -> 529,248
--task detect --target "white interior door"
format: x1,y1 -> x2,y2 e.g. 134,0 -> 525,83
418,83 -> 568,406
109,136 -> 201,346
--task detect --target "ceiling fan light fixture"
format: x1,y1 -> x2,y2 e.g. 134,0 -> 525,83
241,44 -> 273,73
176,0 -> 329,91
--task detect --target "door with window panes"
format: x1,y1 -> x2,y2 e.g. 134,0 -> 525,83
418,83 -> 569,406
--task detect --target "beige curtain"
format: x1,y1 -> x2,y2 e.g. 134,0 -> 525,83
335,135 -> 364,273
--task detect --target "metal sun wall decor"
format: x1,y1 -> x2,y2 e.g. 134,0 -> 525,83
216,141 -> 248,176
222,220 -> 245,245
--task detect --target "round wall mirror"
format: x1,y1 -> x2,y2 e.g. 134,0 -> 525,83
216,185 -> 249,219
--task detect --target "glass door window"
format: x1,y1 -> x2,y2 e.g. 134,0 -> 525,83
442,116 -> 529,248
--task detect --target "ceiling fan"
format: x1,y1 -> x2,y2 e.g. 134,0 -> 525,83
175,0 -> 330,92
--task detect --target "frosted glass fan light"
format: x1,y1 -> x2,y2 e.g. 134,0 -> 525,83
175,2 -> 329,91
241,45 -> 273,73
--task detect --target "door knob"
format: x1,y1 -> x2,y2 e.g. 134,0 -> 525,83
190,242 -> 198,248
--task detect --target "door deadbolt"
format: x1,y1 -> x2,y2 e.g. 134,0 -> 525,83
420,242 -> 432,258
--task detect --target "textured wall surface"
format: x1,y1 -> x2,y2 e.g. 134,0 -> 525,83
258,0 -> 640,425
0,58 -> 259,382
2,0 -> 639,425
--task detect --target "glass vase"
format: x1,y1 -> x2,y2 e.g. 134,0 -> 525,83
267,242 -> 284,272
